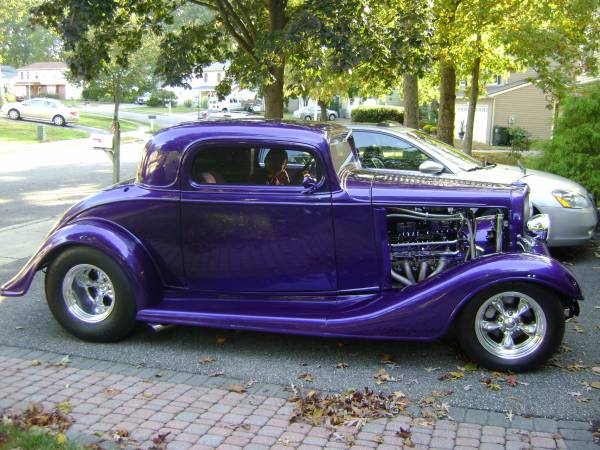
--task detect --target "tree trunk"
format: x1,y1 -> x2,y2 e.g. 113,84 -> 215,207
264,65 -> 284,119
319,99 -> 328,121
112,76 -> 121,184
462,55 -> 481,155
263,0 -> 285,119
403,73 -> 419,128
437,61 -> 457,146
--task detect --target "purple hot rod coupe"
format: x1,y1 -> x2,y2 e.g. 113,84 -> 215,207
0,120 -> 582,371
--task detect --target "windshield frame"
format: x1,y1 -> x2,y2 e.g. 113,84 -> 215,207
330,131 -> 361,180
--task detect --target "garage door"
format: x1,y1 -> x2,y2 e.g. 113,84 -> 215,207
455,104 -> 489,144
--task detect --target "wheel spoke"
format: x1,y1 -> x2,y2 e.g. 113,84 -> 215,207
517,323 -> 537,336
514,298 -> 531,318
481,321 -> 502,332
491,297 -> 507,315
501,332 -> 515,349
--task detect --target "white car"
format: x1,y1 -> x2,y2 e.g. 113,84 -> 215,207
293,106 -> 338,121
136,93 -> 151,104
1,97 -> 79,126
350,123 -> 598,247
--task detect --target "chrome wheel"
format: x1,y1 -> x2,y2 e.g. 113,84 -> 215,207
475,291 -> 547,360
53,115 -> 65,126
62,264 -> 115,323
8,109 -> 19,120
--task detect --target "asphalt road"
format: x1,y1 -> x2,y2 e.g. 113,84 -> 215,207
0,138 -> 598,423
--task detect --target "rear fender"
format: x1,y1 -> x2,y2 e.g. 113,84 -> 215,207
326,253 -> 582,339
0,218 -> 161,310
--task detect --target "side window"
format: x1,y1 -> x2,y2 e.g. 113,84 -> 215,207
192,147 -> 321,186
353,131 -> 432,171
44,101 -> 57,108
29,99 -> 44,107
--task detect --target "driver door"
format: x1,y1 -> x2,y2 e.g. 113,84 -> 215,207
181,142 -> 337,293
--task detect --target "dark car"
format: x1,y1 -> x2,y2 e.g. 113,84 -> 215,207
1,120 -> 582,371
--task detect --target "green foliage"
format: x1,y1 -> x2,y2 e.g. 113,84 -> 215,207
351,106 -> 404,123
5,93 -> 16,102
0,0 -> 62,67
147,89 -> 177,107
507,126 -> 532,156
183,98 -> 193,108
535,83 -> 600,199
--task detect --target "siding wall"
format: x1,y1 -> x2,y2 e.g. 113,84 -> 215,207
492,84 -> 554,140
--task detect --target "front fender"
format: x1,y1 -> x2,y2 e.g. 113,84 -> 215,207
0,218 -> 161,310
326,252 -> 582,339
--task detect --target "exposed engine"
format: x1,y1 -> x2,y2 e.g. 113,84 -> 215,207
388,207 -> 505,287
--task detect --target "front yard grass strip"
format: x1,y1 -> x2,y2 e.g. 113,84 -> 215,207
0,423 -> 82,450
0,118 -> 88,144
78,113 -> 145,132
472,150 -> 541,167
126,105 -> 197,114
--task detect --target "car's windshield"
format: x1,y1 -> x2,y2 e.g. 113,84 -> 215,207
330,133 -> 360,176
408,131 -> 483,171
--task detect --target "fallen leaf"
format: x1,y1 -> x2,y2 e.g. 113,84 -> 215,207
566,363 -> 587,372
439,371 -> 464,381
591,381 -> 600,389
336,342 -> 345,348
57,401 -> 71,414
143,391 -> 153,398
591,367 -> 600,375
216,337 -> 227,344
463,384 -> 472,391
506,375 -> 519,387
228,384 -> 247,394
102,388 -> 119,397
374,434 -> 384,444
48,355 -> 70,368
56,433 -> 67,445
461,362 -> 478,372
298,372 -> 315,382
15,326 -> 24,330
30,360 -> 42,367
198,356 -> 216,364
245,378 -> 257,388
150,432 -> 171,450
573,325 -> 585,334
424,367 -> 440,373
209,371 -> 224,377
335,362 -> 349,369
374,368 -> 396,384
505,410 -> 514,422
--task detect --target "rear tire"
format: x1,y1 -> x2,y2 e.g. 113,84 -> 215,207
8,109 -> 20,120
456,282 -> 564,371
52,115 -> 66,126
304,115 -> 312,121
45,246 -> 137,342
328,113 -> 336,121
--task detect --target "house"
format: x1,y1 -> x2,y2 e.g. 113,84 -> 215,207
167,62 -> 256,105
454,69 -> 600,145
13,62 -> 82,100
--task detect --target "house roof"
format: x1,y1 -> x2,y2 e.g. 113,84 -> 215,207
17,62 -> 67,71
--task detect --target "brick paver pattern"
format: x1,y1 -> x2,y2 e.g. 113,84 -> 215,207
0,353 -> 596,450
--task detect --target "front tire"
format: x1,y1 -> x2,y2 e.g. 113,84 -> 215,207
456,282 -> 564,371
304,115 -> 312,121
8,109 -> 20,120
52,115 -> 66,126
328,113 -> 336,121
45,246 -> 137,342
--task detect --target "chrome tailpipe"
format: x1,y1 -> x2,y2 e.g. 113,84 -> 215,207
149,323 -> 175,333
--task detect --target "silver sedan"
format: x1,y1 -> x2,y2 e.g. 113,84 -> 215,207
350,124 -> 597,247
1,97 -> 79,126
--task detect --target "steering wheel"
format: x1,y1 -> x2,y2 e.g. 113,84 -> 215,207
292,155 -> 317,185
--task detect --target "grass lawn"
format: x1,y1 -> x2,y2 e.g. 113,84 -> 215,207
0,423 -> 82,450
473,150 -> 541,167
78,113 -> 145,132
0,118 -> 88,143
126,105 -> 197,114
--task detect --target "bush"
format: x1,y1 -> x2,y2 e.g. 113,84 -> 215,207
4,93 -> 16,102
430,126 -> 437,134
147,89 -> 178,107
534,83 -> 600,200
422,124 -> 432,132
183,98 -> 193,108
508,126 -> 532,157
351,106 -> 404,124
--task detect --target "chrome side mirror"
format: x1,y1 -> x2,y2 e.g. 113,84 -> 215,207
419,160 -> 444,174
526,213 -> 550,241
